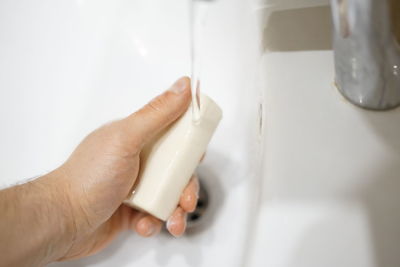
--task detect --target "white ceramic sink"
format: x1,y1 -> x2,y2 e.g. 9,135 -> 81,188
0,0 -> 261,267
2,0 -> 400,267
247,2 -> 400,267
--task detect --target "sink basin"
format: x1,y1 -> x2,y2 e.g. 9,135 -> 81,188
0,0 -> 261,266
2,0 -> 400,266
247,3 -> 400,267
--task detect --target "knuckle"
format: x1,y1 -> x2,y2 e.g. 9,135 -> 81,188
145,93 -> 175,121
147,97 -> 166,114
96,121 -> 141,154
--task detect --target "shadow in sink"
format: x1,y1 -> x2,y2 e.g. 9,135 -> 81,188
286,158 -> 400,267
356,109 -> 400,267
357,161 -> 400,267
186,163 -> 225,236
263,6 -> 332,52
53,223 -> 206,267
361,110 -> 400,155
288,203 -> 372,267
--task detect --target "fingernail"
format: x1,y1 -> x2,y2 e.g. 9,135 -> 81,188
185,194 -> 196,212
145,222 -> 156,236
185,192 -> 194,203
166,210 -> 186,237
137,217 -> 156,237
192,177 -> 200,199
169,77 -> 189,94
182,213 -> 187,232
166,218 -> 176,236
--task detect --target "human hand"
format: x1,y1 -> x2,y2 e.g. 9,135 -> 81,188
47,77 -> 200,261
0,77 -> 201,267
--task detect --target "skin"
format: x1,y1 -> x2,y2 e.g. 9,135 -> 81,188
0,77 -> 199,266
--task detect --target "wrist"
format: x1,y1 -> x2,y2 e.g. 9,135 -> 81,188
0,171 -> 76,266
34,171 -> 77,263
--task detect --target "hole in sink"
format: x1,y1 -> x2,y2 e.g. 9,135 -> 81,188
185,164 -> 224,236
161,178 -> 210,235
186,179 -> 209,229
162,164 -> 225,237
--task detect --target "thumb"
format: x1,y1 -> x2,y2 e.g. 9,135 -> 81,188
121,76 -> 191,150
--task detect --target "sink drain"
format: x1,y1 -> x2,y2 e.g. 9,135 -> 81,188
187,179 -> 209,228
162,166 -> 223,236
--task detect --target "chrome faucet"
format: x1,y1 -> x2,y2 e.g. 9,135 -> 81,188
330,0 -> 400,110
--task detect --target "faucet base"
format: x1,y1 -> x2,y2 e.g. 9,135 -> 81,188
331,0 -> 400,111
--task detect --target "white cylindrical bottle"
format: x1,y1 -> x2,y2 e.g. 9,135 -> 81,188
124,94 -> 222,221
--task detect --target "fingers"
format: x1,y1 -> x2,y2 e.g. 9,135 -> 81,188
166,207 -> 187,237
125,208 -> 162,237
179,176 -> 200,213
178,154 -> 203,213
178,155 -> 203,213
134,214 -> 162,237
121,77 -> 191,150
130,175 -> 200,238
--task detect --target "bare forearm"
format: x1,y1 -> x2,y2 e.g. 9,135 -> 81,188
0,173 -> 74,266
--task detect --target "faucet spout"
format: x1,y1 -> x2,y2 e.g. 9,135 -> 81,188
330,0 -> 400,110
